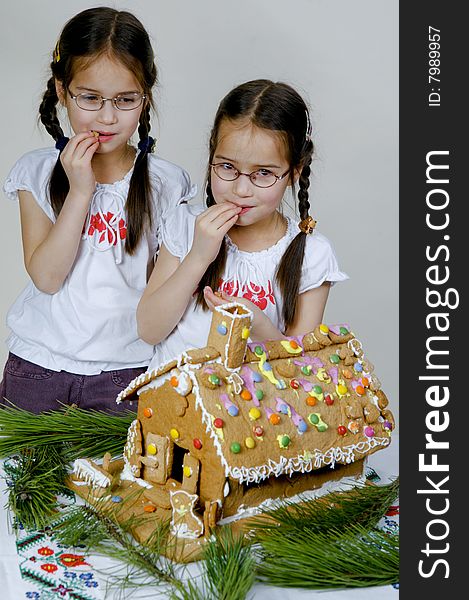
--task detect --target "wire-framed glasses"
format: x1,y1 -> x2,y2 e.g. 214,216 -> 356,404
210,163 -> 290,188
68,89 -> 146,111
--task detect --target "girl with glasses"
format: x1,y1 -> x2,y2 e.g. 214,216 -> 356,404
0,7 -> 195,413
138,79 -> 347,368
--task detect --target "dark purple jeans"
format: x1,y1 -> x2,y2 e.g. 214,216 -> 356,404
0,353 -> 143,414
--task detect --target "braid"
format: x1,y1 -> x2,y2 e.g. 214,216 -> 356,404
39,76 -> 64,142
125,103 -> 153,254
39,76 -> 69,218
194,182 -> 227,310
276,141 -> 314,330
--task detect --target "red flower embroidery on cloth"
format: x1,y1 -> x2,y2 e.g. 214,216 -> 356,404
242,282 -> 268,310
38,546 -> 54,556
59,553 -> 90,568
217,279 -> 276,311
86,211 -> 127,244
385,505 -> 400,517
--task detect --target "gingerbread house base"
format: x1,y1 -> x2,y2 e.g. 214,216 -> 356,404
67,456 -> 365,563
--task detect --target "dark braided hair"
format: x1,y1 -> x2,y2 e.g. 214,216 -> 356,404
39,7 -> 158,253
195,79 -> 314,330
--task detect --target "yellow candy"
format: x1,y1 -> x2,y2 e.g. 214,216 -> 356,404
242,327 -> 250,340
245,436 -> 256,449
319,323 -> 329,334
170,428 -> 180,440
147,443 -> 157,455
249,407 -> 261,420
337,384 -> 348,396
183,466 -> 192,478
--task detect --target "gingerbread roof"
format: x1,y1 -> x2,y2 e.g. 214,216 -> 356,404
117,303 -> 394,484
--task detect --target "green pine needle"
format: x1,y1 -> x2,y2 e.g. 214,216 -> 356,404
255,524 -> 398,588
201,529 -> 256,600
3,445 -> 69,530
252,477 -> 399,534
0,403 -> 135,459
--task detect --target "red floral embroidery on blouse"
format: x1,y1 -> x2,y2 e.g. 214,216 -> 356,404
86,211 -> 127,245
218,279 -> 276,311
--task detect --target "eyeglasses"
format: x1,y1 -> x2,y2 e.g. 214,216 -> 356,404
210,163 -> 289,188
68,89 -> 146,111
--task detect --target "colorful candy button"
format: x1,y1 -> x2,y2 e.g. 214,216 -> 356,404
289,340 -> 299,349
301,365 -> 312,375
354,362 -> 363,372
355,385 -> 365,396
277,434 -> 291,448
254,346 -> 264,356
324,394 -> 334,406
319,324 -> 329,334
111,495 -> 123,503
361,377 -> 370,387
213,418 -> 224,429
147,443 -> 157,455
364,426 -> 375,438
227,405 -> 239,417
170,376 -> 178,387
143,407 -> 153,418
290,379 -> 300,389
245,437 -> 256,449
217,324 -> 227,335
255,389 -> 264,401
337,425 -> 347,436
183,466 -> 192,478
170,428 -> 179,440
144,505 -> 156,513
306,396 -> 317,406
383,420 -> 393,431
313,385 -> 323,394
230,442 -> 241,454
253,425 -> 264,437
337,384 -> 348,396
249,408 -> 261,420
329,354 -> 340,364
240,389 -> 252,400
269,413 -> 281,425
208,374 -> 220,386
193,438 -> 202,449
242,327 -> 250,339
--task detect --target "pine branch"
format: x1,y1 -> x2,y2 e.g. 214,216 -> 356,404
255,524 -> 399,588
2,445 -> 69,530
252,477 -> 399,534
0,404 -> 134,459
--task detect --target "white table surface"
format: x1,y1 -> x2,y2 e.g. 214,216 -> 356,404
1,435 -> 399,599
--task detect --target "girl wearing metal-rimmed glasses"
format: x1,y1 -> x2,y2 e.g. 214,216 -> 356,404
138,79 -> 348,368
0,7 -> 195,414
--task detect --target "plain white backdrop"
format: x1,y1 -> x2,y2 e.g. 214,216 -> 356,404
0,0 -> 398,424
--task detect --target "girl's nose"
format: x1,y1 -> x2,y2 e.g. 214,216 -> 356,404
232,173 -> 253,196
97,99 -> 118,124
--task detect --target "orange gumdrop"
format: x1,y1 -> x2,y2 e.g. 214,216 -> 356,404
306,396 -> 317,406
170,376 -> 178,387
143,407 -> 153,418
290,340 -> 299,349
269,413 -> 281,425
356,385 -> 365,396
144,505 -> 156,513
361,377 -> 370,387
240,389 -> 252,401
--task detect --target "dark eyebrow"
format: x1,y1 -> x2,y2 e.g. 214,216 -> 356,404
74,86 -> 141,95
214,154 -> 282,169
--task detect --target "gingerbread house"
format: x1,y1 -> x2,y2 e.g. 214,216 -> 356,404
89,302 -> 394,542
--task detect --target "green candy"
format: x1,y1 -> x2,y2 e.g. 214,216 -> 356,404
230,442 -> 241,454
339,326 -> 349,335
280,435 -> 291,447
313,385 -> 322,394
254,346 -> 264,356
208,374 -> 220,385
329,354 -> 340,364
255,389 -> 264,400
301,365 -> 312,375
308,413 -> 319,425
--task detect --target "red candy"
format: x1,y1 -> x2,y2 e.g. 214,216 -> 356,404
214,418 -> 224,429
324,394 -> 334,406
337,425 -> 347,436
193,438 -> 202,449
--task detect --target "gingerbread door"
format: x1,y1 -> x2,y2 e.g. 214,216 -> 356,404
140,433 -> 169,484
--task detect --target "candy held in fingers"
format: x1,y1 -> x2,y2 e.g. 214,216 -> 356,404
91,130 -> 99,138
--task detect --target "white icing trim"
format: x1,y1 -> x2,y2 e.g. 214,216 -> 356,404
73,459 -> 111,489
217,471 -> 366,525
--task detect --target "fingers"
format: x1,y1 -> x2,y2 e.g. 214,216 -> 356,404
198,203 -> 241,231
61,131 -> 99,162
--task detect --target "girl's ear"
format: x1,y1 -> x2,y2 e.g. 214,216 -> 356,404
55,79 -> 66,105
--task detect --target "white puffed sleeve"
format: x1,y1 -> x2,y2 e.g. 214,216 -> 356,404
299,231 -> 349,294
160,203 -> 205,260
3,148 -> 58,221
